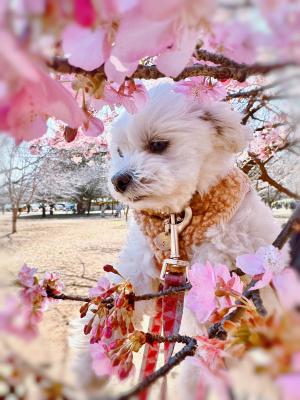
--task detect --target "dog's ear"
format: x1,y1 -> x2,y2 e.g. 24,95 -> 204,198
199,102 -> 251,153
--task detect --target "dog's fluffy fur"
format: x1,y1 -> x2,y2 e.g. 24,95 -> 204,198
71,84 -> 283,399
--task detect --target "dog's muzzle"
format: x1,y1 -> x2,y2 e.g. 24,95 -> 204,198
111,172 -> 133,193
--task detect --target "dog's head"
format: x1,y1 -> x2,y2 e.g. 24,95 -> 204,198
108,84 -> 250,212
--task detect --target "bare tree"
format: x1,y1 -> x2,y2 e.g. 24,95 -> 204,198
0,137 -> 42,233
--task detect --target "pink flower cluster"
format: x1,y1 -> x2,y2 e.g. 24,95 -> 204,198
202,21 -> 261,64
174,77 -> 227,103
61,0 -> 215,82
255,0 -> 300,61
82,277 -> 134,342
237,244 -> 300,309
0,31 -> 86,144
249,125 -> 287,161
192,336 -> 229,399
81,271 -> 146,380
0,264 -> 64,340
90,331 -> 146,380
187,245 -> 300,325
186,262 -> 243,323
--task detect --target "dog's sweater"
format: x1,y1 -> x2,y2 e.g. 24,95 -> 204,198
134,168 -> 251,268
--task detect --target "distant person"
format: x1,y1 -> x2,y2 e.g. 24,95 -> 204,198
49,203 -> 54,215
41,204 -> 46,217
115,204 -> 122,218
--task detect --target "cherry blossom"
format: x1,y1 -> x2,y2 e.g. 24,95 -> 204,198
192,336 -> 229,400
0,295 -> 39,340
236,245 -> 286,290
103,81 -> 148,114
186,262 -> 243,323
81,278 -> 135,343
202,22 -> 261,64
276,351 -> 300,400
18,264 -> 37,288
174,77 -> 227,103
62,24 -> 110,72
89,277 -> 111,298
272,268 -> 300,309
74,0 -> 96,27
255,0 -> 300,61
43,272 -> 65,297
0,30 -> 86,143
90,342 -> 113,377
108,331 -> 146,380
62,0 -> 215,82
249,126 -> 287,161
276,373 -> 300,400
0,265 -> 64,340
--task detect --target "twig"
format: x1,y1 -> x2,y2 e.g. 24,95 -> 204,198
51,293 -> 95,303
132,283 -> 192,302
273,204 -> 300,249
49,284 -> 192,303
116,334 -> 197,400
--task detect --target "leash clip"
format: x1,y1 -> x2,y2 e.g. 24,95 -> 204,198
160,208 -> 192,281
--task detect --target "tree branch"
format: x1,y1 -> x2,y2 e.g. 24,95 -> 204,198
116,334 -> 197,400
49,56 -> 297,83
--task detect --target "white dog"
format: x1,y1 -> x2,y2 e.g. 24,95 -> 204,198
72,84 -> 283,399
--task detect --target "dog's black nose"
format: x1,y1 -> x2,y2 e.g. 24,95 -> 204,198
111,173 -> 133,193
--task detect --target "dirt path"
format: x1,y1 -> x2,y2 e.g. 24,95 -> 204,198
0,213 -> 127,390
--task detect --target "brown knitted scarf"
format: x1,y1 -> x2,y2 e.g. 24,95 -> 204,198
134,168 -> 251,269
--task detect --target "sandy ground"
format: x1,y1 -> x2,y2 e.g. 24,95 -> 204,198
0,212 -> 128,397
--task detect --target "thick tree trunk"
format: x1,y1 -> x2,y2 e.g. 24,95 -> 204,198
12,207 -> 18,234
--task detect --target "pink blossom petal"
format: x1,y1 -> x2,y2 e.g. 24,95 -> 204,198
83,116 -> 104,137
18,264 -> 37,288
273,268 -> 300,309
89,277 -> 111,297
236,253 -> 265,275
62,23 -> 108,71
6,88 -> 47,144
214,264 -> 231,283
186,262 -> 217,323
250,269 -> 273,290
93,0 -> 137,20
36,68 -> 86,129
90,342 -> 113,376
0,30 -> 40,82
74,0 -> 96,27
276,373 -> 300,400
256,245 -> 285,274
104,56 -> 138,84
23,0 -> 46,15
156,27 -> 198,77
112,9 -> 172,63
140,0 -> 183,20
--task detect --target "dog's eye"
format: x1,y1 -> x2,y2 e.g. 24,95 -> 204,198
117,148 -> 124,158
148,140 -> 169,154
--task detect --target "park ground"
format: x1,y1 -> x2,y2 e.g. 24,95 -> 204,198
0,212 -> 128,396
0,208 -> 291,398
